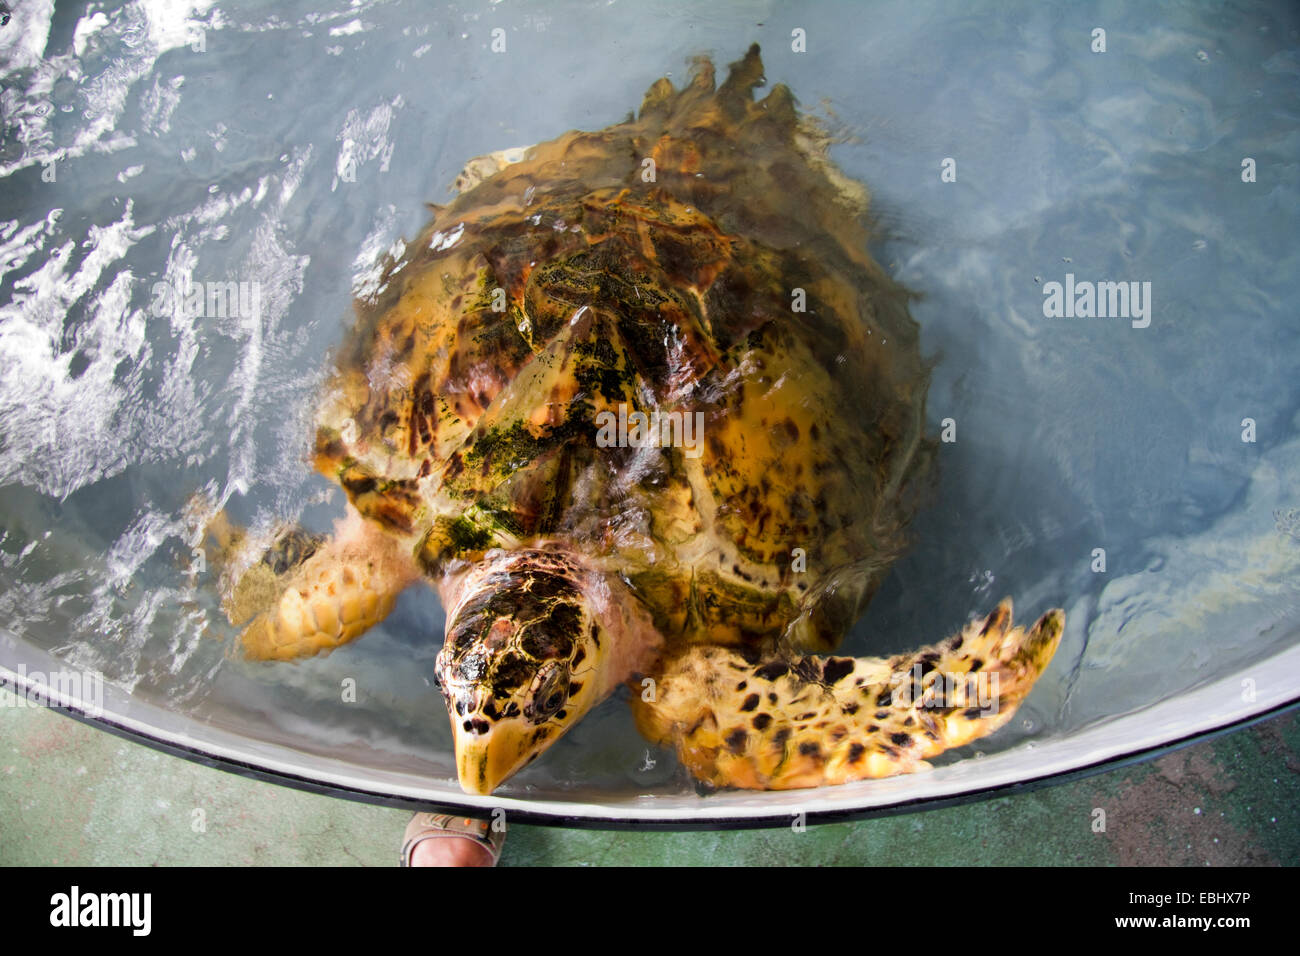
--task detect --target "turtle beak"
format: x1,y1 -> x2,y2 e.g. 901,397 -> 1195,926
441,665 -> 593,795
453,719 -> 537,796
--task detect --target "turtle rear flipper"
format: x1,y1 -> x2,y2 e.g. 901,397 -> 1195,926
632,599 -> 1064,790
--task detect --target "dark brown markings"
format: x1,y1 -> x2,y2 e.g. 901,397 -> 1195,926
444,453 -> 464,481
890,732 -> 911,746
793,658 -> 821,682
848,742 -> 866,763
962,707 -> 984,720
821,658 -> 854,684
725,728 -> 748,754
686,710 -> 716,736
798,741 -> 821,758
263,528 -> 323,575
754,662 -> 789,681
340,472 -> 376,497
520,625 -> 575,661
752,713 -> 772,731
877,690 -> 892,707
739,693 -> 761,712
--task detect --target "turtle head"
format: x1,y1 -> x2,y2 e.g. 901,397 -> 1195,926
435,551 -> 622,795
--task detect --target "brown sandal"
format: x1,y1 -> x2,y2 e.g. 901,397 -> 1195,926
400,812 -> 506,867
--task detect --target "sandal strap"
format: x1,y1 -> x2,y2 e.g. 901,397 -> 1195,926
400,812 -> 505,867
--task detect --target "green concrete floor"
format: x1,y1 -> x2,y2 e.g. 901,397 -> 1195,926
1,689 -> 1295,866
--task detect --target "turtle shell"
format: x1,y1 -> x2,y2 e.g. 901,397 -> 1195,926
313,45 -> 934,653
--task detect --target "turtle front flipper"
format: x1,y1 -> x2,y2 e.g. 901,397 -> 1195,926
631,599 -> 1064,790
207,507 -> 419,662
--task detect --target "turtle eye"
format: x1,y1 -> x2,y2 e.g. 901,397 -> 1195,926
525,662 -> 570,723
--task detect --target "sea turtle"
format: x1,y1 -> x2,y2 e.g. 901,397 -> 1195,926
209,45 -> 1063,795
